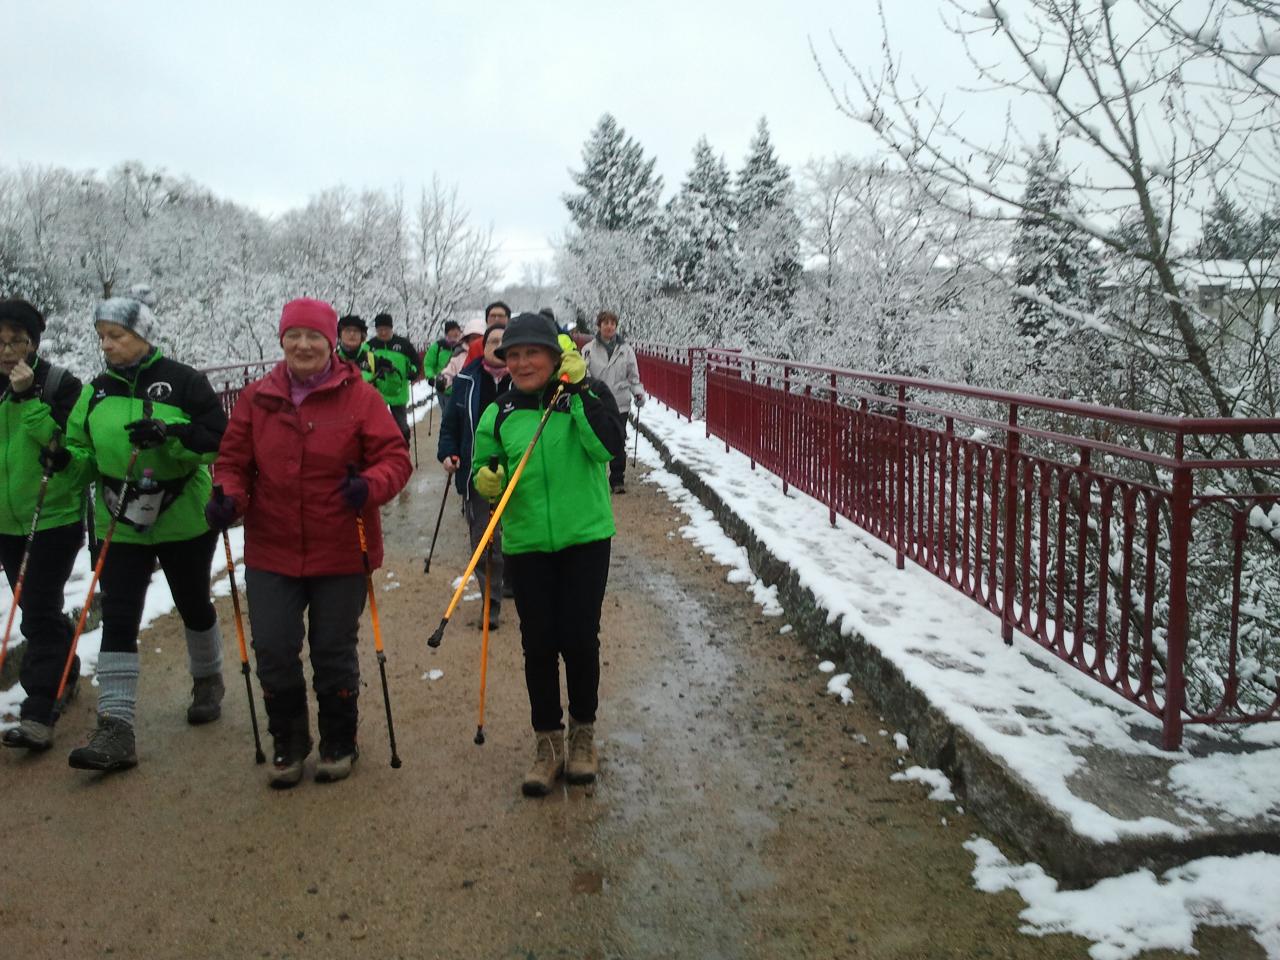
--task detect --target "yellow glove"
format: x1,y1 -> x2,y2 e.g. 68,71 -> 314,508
557,350 -> 586,386
475,463 -> 507,501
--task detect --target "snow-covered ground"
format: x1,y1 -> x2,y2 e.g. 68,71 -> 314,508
635,401 -> 1280,960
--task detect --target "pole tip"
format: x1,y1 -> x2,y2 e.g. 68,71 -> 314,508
427,618 -> 447,648
423,557 -> 430,574
254,750 -> 266,764
474,728 -> 485,745
390,756 -> 403,769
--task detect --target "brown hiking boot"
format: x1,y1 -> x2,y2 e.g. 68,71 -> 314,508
521,730 -> 564,797
565,720 -> 598,784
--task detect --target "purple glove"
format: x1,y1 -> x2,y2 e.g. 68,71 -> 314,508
338,473 -> 369,512
204,492 -> 239,531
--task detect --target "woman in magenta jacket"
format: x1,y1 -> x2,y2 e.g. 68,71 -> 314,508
207,298 -> 412,788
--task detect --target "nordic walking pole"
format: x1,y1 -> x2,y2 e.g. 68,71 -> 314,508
54,446 -> 141,710
411,401 -> 420,470
474,457 -> 499,746
428,378 -> 568,649
423,470 -> 451,574
350,466 -> 402,769
632,406 -> 641,468
0,431 -> 62,674
214,486 -> 265,764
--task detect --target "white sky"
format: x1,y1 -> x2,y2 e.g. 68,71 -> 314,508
2,1 -> 973,282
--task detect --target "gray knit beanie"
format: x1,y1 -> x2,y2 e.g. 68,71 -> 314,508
94,284 -> 159,345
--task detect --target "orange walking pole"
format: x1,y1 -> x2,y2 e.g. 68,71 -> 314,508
350,466 -> 401,769
428,379 -> 567,650
0,432 -> 61,675
473,457 -> 500,746
53,447 -> 140,711
215,487 -> 265,764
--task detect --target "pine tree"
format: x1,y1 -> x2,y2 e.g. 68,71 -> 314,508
666,137 -> 737,292
1010,138 -> 1103,344
563,114 -> 662,233
1197,191 -> 1258,260
735,117 -> 801,346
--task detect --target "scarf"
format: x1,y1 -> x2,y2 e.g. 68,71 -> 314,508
289,357 -> 334,408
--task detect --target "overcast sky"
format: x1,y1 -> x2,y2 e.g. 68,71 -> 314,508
2,1 -> 967,282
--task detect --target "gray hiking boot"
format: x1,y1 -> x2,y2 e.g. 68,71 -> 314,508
3,717 -> 55,752
187,674 -> 225,725
268,717 -> 312,790
314,745 -> 359,783
521,730 -> 565,797
67,715 -> 137,772
565,720 -> 598,785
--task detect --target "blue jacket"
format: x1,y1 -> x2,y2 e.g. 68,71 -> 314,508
437,358 -> 509,495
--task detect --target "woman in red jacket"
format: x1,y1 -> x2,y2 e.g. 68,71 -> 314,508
206,298 -> 412,788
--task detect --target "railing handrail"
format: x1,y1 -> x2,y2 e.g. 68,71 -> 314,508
699,347 -> 1280,438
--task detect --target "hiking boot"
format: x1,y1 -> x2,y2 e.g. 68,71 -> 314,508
68,715 -> 137,772
315,689 -> 358,784
3,717 -> 54,752
476,604 -> 501,631
610,481 -> 626,494
521,730 -> 564,797
315,744 -> 359,783
268,716 -> 312,790
565,720 -> 598,785
186,674 -> 225,725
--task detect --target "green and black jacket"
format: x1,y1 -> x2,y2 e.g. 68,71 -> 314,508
0,356 -> 88,535
367,334 -> 420,407
471,376 -> 622,555
336,342 -> 377,383
66,350 -> 227,545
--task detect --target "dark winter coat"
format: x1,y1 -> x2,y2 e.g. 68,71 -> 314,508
214,359 -> 412,577
437,358 -> 510,495
471,377 -> 621,555
67,351 -> 226,545
0,356 -> 86,535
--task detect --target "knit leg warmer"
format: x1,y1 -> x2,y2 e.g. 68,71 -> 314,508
95,651 -> 140,726
185,623 -> 224,680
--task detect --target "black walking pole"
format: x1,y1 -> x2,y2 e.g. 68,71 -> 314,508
0,432 -> 62,674
411,402 -> 420,470
423,472 -> 451,574
350,466 -> 402,768
632,407 -> 641,468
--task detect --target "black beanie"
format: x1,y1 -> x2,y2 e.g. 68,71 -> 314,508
0,299 -> 45,346
338,314 -> 367,334
374,313 -> 393,328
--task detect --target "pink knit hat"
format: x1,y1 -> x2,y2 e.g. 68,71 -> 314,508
279,298 -> 337,348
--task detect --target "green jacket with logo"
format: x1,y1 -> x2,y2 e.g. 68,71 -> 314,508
0,356 -> 88,535
67,350 -> 227,545
471,377 -> 622,555
336,343 -> 378,383
368,334 -> 419,407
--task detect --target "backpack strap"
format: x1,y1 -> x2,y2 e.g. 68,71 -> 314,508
40,362 -> 68,406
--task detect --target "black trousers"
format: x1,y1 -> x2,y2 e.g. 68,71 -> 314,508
609,413 -> 628,485
389,404 -> 410,445
99,529 -> 218,654
0,522 -> 82,722
505,538 -> 611,732
244,568 -> 366,698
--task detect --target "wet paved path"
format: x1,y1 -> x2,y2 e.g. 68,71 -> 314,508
0,436 -> 1263,959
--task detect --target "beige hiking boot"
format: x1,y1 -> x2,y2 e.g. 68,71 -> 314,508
521,730 -> 564,797
565,720 -> 598,785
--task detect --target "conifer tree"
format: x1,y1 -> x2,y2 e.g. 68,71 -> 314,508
736,117 -> 801,343
563,113 -> 662,233
1197,191 -> 1258,259
1010,138 -> 1102,344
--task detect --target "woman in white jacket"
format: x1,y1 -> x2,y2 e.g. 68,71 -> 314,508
580,310 -> 645,493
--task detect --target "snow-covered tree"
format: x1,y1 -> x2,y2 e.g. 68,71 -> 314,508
736,118 -> 802,352
1197,191 -> 1259,259
563,114 -> 662,234
1010,138 -> 1103,346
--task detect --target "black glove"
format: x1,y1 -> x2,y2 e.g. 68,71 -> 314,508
124,418 -> 168,449
337,472 -> 370,512
435,375 -> 449,394
38,445 -> 72,475
204,490 -> 239,531
374,358 -> 396,380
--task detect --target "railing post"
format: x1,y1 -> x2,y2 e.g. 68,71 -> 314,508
1162,446 -> 1192,751
1001,404 -> 1020,645
749,359 -> 757,470
781,365 -> 791,495
827,373 -> 838,527
895,384 -> 906,569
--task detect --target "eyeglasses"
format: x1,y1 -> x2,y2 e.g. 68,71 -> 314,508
0,339 -> 31,354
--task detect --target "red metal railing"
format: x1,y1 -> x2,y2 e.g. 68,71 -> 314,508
635,344 -> 697,421
635,344 -> 1280,749
201,360 -> 278,417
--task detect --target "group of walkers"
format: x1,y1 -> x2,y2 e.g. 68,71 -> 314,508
0,289 -> 646,797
